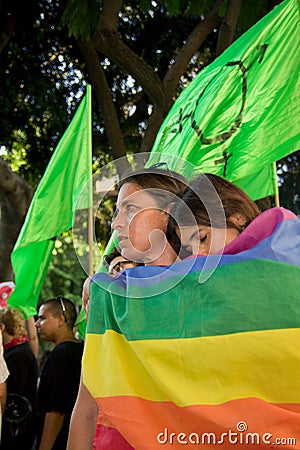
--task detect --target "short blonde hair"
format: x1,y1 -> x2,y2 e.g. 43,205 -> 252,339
0,307 -> 26,339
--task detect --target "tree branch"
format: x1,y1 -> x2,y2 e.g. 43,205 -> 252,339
141,0 -> 223,153
0,31 -> 10,55
76,39 -> 130,171
216,0 -> 243,56
0,13 -> 16,55
0,158 -> 32,280
121,96 -> 149,138
140,108 -> 165,154
163,0 -> 223,96
0,158 -> 32,217
93,30 -> 170,115
99,0 -> 124,29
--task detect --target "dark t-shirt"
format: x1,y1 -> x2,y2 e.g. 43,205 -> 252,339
4,342 -> 38,406
1,342 -> 38,450
36,340 -> 84,450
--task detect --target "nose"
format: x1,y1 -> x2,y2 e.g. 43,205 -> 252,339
111,210 -> 126,231
35,318 -> 40,327
197,249 -> 209,256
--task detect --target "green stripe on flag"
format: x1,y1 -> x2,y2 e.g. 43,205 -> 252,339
88,259 -> 300,339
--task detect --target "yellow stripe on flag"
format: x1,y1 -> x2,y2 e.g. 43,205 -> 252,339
83,327 -> 300,406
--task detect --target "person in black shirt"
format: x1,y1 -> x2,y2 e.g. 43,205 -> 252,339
0,307 -> 38,450
35,297 -> 83,450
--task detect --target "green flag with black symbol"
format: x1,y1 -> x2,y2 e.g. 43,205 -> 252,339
148,0 -> 300,200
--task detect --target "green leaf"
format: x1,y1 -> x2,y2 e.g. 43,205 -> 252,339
60,0 -> 100,40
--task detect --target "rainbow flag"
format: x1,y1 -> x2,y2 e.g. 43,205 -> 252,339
83,208 -> 300,449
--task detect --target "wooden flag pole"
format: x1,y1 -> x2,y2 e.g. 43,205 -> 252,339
273,161 -> 280,207
274,191 -> 280,208
86,84 -> 94,278
88,206 -> 94,277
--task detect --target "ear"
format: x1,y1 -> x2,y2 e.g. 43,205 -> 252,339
0,323 -> 5,333
159,202 -> 175,226
230,213 -> 246,228
57,315 -> 66,327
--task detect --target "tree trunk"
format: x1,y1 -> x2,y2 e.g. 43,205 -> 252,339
0,31 -> 10,54
0,158 -> 32,280
163,0 -> 223,96
216,0 -> 243,56
81,0 -> 223,162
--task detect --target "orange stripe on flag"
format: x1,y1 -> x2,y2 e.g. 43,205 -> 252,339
96,396 -> 300,449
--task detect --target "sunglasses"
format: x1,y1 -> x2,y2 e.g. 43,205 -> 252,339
109,259 -> 138,274
56,297 -> 67,323
148,162 -> 170,171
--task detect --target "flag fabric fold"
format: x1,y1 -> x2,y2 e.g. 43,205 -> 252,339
148,0 -> 300,200
83,208 -> 300,449
8,85 -> 92,317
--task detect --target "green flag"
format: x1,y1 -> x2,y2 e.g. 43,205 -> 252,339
148,0 -> 300,200
8,85 -> 92,318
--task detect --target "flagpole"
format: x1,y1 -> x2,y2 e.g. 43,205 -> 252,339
274,190 -> 280,208
86,84 -> 94,277
88,207 -> 94,276
272,161 -> 280,207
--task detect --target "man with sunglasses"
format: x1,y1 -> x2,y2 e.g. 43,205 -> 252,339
35,297 -> 83,450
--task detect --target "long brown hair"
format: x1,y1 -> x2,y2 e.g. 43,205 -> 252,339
172,173 -> 260,231
119,167 -> 188,209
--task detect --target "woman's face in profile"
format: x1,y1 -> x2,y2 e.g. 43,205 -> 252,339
177,224 -> 239,256
111,182 -> 169,263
